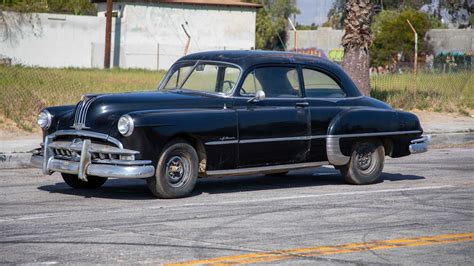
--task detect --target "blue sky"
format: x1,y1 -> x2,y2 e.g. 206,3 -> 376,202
295,0 -> 335,26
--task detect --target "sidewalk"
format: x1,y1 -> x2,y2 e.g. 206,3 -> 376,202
1,111 -> 473,169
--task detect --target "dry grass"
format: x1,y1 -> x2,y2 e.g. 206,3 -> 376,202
0,66 -> 164,131
371,71 -> 473,114
0,66 -> 472,132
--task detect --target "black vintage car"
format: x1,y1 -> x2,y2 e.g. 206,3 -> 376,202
31,51 -> 430,198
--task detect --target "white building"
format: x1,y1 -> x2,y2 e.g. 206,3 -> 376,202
0,0 -> 260,69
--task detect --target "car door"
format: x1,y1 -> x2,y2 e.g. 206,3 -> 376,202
301,67 -> 350,162
233,65 -> 310,167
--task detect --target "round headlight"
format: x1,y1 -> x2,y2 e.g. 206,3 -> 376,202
118,115 -> 134,136
37,110 -> 52,129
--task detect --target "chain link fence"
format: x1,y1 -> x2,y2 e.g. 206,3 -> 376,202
0,51 -> 473,132
371,51 -> 473,114
0,67 -> 164,131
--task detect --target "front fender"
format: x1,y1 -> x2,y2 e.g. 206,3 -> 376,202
115,108 -> 238,170
41,105 -> 75,137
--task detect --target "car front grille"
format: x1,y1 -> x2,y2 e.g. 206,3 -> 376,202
49,140 -> 137,163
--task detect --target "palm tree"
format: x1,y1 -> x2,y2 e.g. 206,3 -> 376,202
341,0 -> 373,96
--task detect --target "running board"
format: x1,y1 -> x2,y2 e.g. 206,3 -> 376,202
205,161 -> 329,177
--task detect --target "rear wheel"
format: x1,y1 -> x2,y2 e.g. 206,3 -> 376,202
339,140 -> 385,185
61,173 -> 107,189
147,140 -> 198,199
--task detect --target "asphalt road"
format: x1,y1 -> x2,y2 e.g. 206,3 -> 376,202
1,147 -> 473,265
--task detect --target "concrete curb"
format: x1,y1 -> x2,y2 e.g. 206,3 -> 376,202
1,132 -> 473,169
0,153 -> 34,169
430,132 -> 474,145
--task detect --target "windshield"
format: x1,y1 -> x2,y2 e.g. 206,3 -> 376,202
161,62 -> 240,95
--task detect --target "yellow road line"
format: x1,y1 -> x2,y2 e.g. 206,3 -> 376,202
165,232 -> 474,266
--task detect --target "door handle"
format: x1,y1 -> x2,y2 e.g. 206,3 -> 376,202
295,102 -> 309,107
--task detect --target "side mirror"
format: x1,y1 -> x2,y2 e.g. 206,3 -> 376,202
248,90 -> 265,103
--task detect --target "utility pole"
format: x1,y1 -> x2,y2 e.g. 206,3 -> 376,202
104,0 -> 113,69
407,19 -> 418,96
406,19 -> 418,77
181,24 -> 191,56
288,17 -> 297,52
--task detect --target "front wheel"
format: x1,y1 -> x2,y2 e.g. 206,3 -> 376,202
339,140 -> 385,185
61,173 -> 107,189
147,140 -> 198,199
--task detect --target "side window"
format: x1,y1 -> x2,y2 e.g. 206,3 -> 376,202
240,67 -> 301,98
222,67 -> 240,94
241,71 -> 262,96
302,68 -> 345,98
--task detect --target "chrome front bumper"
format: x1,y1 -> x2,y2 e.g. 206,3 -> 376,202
30,133 -> 155,180
409,135 -> 431,154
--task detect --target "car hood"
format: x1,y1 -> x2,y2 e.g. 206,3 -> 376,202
58,91 -> 225,135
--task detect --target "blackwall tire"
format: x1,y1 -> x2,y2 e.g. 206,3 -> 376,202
340,140 -> 385,185
61,173 -> 107,189
147,140 -> 198,199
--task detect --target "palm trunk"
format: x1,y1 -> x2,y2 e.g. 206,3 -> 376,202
342,47 -> 370,96
341,0 -> 373,96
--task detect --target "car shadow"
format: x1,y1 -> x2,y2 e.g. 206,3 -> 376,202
191,168 -> 425,196
37,167 -> 425,200
37,178 -> 156,200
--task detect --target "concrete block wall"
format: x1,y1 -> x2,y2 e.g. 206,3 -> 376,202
0,12 -> 106,68
286,28 -> 474,56
0,3 -> 256,70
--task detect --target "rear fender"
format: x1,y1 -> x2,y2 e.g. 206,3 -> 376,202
326,108 -> 422,165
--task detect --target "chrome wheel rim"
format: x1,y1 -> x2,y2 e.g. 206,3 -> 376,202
165,155 -> 190,188
356,145 -> 376,173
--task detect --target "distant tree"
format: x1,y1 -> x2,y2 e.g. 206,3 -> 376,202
370,9 -> 432,67
243,0 -> 299,50
341,0 -> 373,96
324,0 -> 457,29
323,0 -> 345,29
0,0 -> 96,15
295,22 -> 318,30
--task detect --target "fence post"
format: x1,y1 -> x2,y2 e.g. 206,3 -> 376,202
407,19 -> 418,96
157,43 -> 160,70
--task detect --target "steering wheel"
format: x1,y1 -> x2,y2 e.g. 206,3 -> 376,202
223,80 -> 236,92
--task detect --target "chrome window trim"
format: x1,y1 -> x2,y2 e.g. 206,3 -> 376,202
158,60 -> 244,97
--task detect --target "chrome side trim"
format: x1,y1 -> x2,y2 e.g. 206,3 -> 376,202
50,130 -> 123,149
240,136 -> 309,144
326,136 -> 350,166
205,161 -> 328,177
205,140 -> 239,146
327,130 -> 422,139
205,130 -> 422,146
